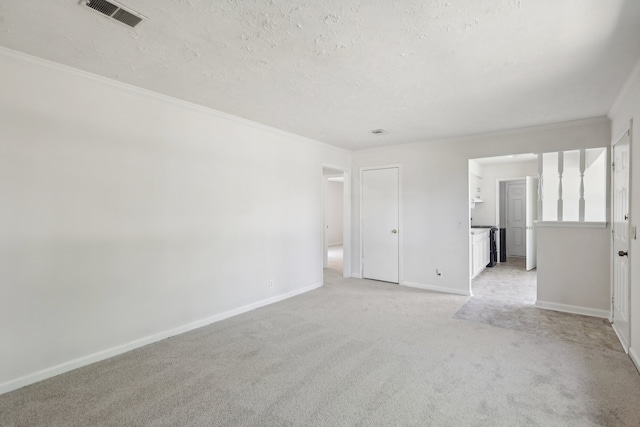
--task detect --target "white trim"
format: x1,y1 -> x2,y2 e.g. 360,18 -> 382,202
351,273 -> 363,279
0,282 -> 322,396
359,164 -> 402,284
402,281 -> 470,296
0,46 -> 349,157
609,55 -> 640,118
534,221 -> 607,229
612,128 -> 631,147
357,117 -> 610,155
535,300 -> 610,319
612,323 -> 630,353
629,347 -> 640,373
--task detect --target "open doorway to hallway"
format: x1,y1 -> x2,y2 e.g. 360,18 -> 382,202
325,174 -> 343,273
322,166 -> 350,280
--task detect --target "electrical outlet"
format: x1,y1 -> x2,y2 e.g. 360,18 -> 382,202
269,279 -> 274,288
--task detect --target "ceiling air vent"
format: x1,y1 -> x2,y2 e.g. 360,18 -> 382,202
83,0 -> 146,28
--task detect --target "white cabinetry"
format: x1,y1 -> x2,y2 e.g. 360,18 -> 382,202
469,173 -> 484,209
469,173 -> 483,200
470,229 -> 490,278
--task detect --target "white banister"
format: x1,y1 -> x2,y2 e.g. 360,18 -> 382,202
557,151 -> 564,221
537,154 -> 543,220
579,149 -> 585,221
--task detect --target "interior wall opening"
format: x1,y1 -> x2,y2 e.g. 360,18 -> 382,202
468,155 -> 538,305
322,166 -> 350,280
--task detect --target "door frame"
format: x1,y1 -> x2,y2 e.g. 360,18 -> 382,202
525,176 -> 539,271
610,123 -> 632,350
359,164 -> 402,283
322,164 -> 351,278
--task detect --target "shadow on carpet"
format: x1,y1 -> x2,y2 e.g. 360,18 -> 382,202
453,296 -> 623,352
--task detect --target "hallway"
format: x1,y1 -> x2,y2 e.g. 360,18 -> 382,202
327,244 -> 343,272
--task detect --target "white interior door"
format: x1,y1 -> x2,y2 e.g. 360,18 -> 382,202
506,181 -> 526,257
525,176 -> 538,271
612,132 -> 630,350
362,167 -> 399,283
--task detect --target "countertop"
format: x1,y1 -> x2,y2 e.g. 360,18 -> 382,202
470,226 -> 491,234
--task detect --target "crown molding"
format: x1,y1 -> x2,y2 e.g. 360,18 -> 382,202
0,46 -> 350,156
356,116 -> 610,154
609,55 -> 640,119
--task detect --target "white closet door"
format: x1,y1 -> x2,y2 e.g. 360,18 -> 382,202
362,168 -> 399,283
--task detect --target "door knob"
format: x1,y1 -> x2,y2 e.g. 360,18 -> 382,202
391,229 -> 398,234
618,250 -> 628,257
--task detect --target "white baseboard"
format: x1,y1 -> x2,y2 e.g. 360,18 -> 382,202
0,282 -> 322,396
612,324 -> 630,353
402,281 -> 470,296
629,347 -> 640,373
534,300 -> 610,319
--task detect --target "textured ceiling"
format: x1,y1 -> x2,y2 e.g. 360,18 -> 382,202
1,0 -> 640,150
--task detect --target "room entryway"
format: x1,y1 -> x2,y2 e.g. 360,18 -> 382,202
506,181 -> 526,257
322,166 -> 350,279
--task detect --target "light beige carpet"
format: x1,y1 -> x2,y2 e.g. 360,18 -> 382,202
1,269 -> 639,426
456,258 -> 623,352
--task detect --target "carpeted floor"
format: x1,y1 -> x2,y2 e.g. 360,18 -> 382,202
1,269 -> 639,426
456,258 -> 622,352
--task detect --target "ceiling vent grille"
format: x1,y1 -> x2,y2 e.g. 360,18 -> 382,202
83,0 -> 146,28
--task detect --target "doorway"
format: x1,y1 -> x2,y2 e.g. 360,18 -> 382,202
324,172 -> 344,272
322,166 -> 351,279
468,155 -> 538,302
505,180 -> 526,257
497,177 -> 538,270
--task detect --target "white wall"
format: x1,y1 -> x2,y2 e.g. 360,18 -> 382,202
536,226 -> 611,316
325,181 -> 343,245
609,59 -> 640,367
0,49 -> 351,393
351,118 -> 611,298
471,160 -> 538,226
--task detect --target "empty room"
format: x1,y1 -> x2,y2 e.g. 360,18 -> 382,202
2,1 -> 640,425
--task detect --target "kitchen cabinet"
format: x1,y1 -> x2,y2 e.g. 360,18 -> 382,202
470,228 -> 490,278
469,173 -> 483,201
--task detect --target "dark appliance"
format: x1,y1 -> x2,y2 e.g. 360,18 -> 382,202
499,228 -> 507,262
487,227 -> 498,268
